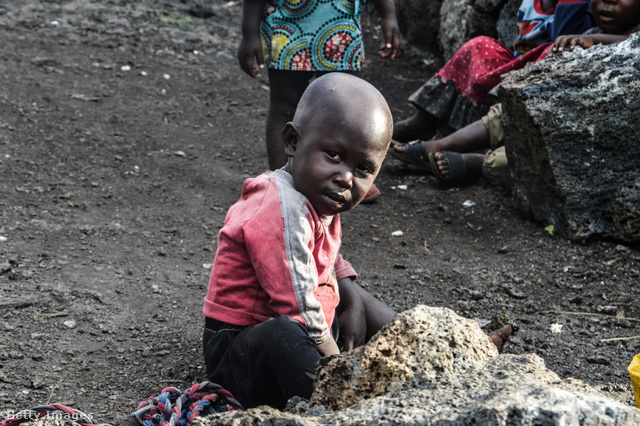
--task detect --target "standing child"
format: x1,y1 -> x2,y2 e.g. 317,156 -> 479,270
202,74 -> 397,409
238,0 -> 399,202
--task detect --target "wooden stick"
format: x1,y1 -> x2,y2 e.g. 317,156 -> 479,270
601,336 -> 640,343
544,310 -> 640,322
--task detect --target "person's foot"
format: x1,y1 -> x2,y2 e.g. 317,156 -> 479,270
431,152 -> 484,182
392,109 -> 437,143
488,324 -> 512,352
360,183 -> 380,204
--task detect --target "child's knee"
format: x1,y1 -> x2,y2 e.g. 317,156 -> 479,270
252,315 -> 310,345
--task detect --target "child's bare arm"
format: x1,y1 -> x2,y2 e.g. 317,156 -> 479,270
337,277 -> 366,351
238,0 -> 267,77
370,0 -> 400,60
317,336 -> 340,356
552,33 -> 630,52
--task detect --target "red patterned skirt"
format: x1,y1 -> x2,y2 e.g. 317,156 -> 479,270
409,36 -> 552,130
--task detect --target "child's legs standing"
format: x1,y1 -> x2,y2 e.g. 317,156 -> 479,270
266,70 -> 315,169
204,315 -> 321,409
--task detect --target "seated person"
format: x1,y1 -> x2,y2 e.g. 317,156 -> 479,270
202,73 -> 397,410
202,73 -> 513,410
392,0 -> 594,143
391,0 -> 640,185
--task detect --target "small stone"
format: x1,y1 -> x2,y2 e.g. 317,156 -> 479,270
469,290 -> 484,300
505,286 -> 526,299
586,356 -> 611,365
597,305 -> 617,315
173,150 -> 186,157
63,320 -> 76,329
550,323 -> 563,334
163,73 -> 171,80
391,230 -> 403,237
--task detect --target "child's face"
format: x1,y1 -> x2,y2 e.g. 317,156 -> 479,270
283,111 -> 389,217
591,0 -> 640,34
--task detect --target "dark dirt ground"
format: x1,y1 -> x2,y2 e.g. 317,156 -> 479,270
0,1 -> 639,424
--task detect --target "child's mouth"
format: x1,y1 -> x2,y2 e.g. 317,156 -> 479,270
598,9 -> 615,23
323,192 -> 347,208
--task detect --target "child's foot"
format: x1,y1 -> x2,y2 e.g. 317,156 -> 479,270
430,152 -> 484,184
392,109 -> 436,143
488,324 -> 512,352
361,183 -> 380,204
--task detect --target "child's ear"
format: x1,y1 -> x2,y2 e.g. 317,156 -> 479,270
282,122 -> 300,157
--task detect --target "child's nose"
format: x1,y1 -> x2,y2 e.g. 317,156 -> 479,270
335,168 -> 354,189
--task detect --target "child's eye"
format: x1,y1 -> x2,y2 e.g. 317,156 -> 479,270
356,164 -> 373,175
326,150 -> 340,160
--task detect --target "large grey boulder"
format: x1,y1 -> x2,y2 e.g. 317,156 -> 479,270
198,306 -> 640,425
393,0 -> 513,59
438,0 -> 508,59
500,35 -> 640,242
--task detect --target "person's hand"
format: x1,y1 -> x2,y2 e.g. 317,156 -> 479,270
338,299 -> 366,351
238,34 -> 265,78
552,35 -> 596,52
378,15 -> 399,60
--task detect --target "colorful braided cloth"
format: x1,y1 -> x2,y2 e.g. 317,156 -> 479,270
0,404 -> 107,426
131,381 -> 243,426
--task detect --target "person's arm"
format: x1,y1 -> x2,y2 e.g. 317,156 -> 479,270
337,277 -> 366,351
238,0 -> 267,77
370,0 -> 400,60
552,33 -> 630,51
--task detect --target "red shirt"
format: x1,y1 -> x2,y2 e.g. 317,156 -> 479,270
203,169 -> 356,345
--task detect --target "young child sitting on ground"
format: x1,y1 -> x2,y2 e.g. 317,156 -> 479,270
202,73 -> 512,410
202,73 -> 398,409
392,0 -> 640,185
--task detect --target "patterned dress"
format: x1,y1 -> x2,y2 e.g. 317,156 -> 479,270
260,0 -> 366,71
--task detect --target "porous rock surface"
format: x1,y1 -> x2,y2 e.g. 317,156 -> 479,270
500,35 -> 640,242
197,306 -> 640,425
438,0 -> 506,60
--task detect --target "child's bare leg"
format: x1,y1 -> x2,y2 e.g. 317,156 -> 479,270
393,119 -> 490,156
354,283 -> 397,341
266,69 -> 314,169
392,108 -> 437,143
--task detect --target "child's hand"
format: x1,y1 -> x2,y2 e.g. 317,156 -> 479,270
339,301 -> 366,351
552,33 -> 631,52
337,277 -> 366,351
552,34 -> 596,52
378,15 -> 400,60
238,35 -> 265,78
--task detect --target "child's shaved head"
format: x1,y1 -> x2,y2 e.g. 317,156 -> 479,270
283,73 -> 393,216
293,73 -> 393,147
